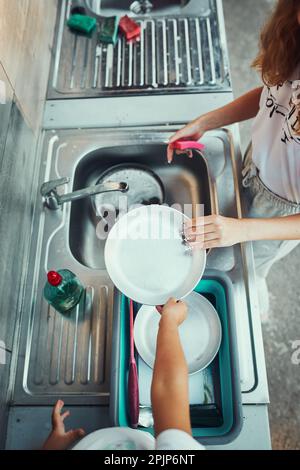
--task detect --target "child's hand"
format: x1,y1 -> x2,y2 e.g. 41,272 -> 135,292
42,400 -> 85,450
157,298 -> 188,326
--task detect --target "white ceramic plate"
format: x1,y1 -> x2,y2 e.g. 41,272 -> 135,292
72,427 -> 155,450
134,291 -> 222,375
104,205 -> 206,305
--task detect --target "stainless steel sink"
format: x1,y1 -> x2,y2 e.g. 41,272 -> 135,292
13,127 -> 234,406
69,143 -> 214,270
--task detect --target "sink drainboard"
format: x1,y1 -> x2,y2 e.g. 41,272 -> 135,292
23,285 -> 111,400
49,0 -> 230,97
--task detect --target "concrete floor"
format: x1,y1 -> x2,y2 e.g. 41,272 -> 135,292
223,0 -> 300,450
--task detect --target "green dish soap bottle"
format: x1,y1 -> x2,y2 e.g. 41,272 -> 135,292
44,269 -> 84,314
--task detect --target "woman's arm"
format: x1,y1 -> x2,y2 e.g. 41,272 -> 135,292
191,86 -> 263,133
167,87 -> 263,162
241,214 -> 300,242
151,298 -> 191,437
184,214 -> 300,250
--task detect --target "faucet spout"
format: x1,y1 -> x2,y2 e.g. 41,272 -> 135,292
60,181 -> 128,204
41,178 -> 128,210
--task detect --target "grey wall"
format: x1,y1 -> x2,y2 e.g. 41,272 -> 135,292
0,0 -> 57,448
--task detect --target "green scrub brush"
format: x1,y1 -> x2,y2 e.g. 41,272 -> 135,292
67,14 -> 97,36
99,16 -> 119,45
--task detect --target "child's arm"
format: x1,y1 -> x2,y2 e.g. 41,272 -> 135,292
167,87 -> 263,162
151,298 -> 191,437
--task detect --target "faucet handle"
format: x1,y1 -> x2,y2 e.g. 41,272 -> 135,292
40,177 -> 70,197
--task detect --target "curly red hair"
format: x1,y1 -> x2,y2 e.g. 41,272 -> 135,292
252,0 -> 300,133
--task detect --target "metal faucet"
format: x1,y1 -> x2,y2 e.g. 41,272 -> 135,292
41,177 -> 129,210
130,0 -> 153,15
130,0 -> 188,15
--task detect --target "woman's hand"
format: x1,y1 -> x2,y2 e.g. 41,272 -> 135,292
167,117 -> 207,163
184,215 -> 247,249
167,89 -> 263,163
156,298 -> 188,326
42,400 -> 85,450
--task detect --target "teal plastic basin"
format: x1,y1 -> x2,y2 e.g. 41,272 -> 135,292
110,271 -> 242,445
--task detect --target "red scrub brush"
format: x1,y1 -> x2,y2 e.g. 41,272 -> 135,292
128,299 -> 139,428
119,15 -> 141,41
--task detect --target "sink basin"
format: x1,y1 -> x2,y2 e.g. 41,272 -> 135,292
69,143 -> 214,270
84,0 -> 205,17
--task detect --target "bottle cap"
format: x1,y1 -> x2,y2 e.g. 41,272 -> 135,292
47,271 -> 62,286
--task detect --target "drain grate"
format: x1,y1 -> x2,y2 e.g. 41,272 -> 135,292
49,0 -> 230,98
